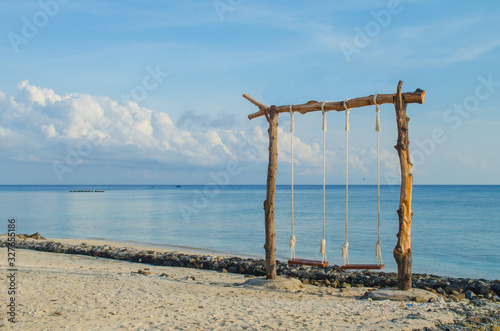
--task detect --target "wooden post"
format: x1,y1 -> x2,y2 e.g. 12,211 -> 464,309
263,105 -> 278,280
393,81 -> 414,290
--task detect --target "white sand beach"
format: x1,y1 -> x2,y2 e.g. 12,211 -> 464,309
1,239 -> 499,330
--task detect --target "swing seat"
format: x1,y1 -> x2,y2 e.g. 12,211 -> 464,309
341,264 -> 385,270
288,259 -> 329,268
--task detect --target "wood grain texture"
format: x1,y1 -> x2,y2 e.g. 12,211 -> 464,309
245,89 -> 425,120
393,81 -> 414,291
264,106 -> 278,280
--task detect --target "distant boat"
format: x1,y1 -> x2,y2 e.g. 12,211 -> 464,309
175,185 -> 182,188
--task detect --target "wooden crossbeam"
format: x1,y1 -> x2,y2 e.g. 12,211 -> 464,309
244,89 -> 425,120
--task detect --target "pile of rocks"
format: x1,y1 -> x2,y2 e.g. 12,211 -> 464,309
8,232 -> 46,240
423,300 -> 500,331
1,236 -> 499,303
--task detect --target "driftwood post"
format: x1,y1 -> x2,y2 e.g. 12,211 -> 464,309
393,81 -> 414,290
263,106 -> 278,280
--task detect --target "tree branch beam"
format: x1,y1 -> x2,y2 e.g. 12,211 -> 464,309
245,89 -> 425,120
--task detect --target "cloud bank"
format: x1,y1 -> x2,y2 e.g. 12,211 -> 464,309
2,81 -> 369,183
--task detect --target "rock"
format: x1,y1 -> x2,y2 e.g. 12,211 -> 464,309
413,296 -> 425,303
243,277 -> 303,291
479,284 -> 490,294
465,290 -> 476,299
137,269 -> 151,276
367,289 -> 438,302
423,286 -> 434,292
27,232 -> 46,240
221,268 -> 228,273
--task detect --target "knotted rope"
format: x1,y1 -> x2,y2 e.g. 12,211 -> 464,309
342,99 -> 350,266
289,104 -> 296,260
374,94 -> 383,266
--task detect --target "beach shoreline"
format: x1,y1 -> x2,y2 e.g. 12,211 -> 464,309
1,236 -> 499,330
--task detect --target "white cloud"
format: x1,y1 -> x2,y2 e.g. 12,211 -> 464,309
455,153 -> 494,171
17,80 -> 62,107
41,124 -> 58,138
1,81 -> 256,168
0,81 -> 401,182
0,81 -> 305,174
11,154 -> 42,163
277,127 -> 322,168
380,148 -> 400,177
349,151 -> 369,174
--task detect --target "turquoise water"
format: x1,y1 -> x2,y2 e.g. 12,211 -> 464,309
1,185 -> 498,280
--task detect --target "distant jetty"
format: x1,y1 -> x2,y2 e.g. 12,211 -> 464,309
69,190 -> 105,193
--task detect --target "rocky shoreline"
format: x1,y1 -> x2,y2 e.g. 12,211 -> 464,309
3,236 -> 499,301
2,235 -> 499,330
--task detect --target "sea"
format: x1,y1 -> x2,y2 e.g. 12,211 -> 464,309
1,185 -> 498,280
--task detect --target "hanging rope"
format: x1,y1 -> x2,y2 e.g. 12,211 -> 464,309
320,101 -> 327,263
374,94 -> 383,266
342,99 -> 350,266
289,104 -> 296,260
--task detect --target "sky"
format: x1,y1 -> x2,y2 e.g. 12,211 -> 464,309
0,0 -> 499,185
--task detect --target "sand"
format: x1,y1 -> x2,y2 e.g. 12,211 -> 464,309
1,239 -> 498,330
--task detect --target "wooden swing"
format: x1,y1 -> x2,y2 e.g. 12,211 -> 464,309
340,96 -> 384,270
288,103 -> 329,268
244,81 -> 425,290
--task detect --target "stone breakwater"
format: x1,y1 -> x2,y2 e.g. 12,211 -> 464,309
2,238 -> 499,303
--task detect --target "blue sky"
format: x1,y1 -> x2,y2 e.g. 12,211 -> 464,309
0,0 -> 499,185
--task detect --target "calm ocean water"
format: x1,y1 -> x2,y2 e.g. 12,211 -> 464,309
1,185 -> 498,280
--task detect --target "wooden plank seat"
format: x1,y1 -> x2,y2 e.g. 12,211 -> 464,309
288,259 -> 329,267
340,264 -> 385,270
